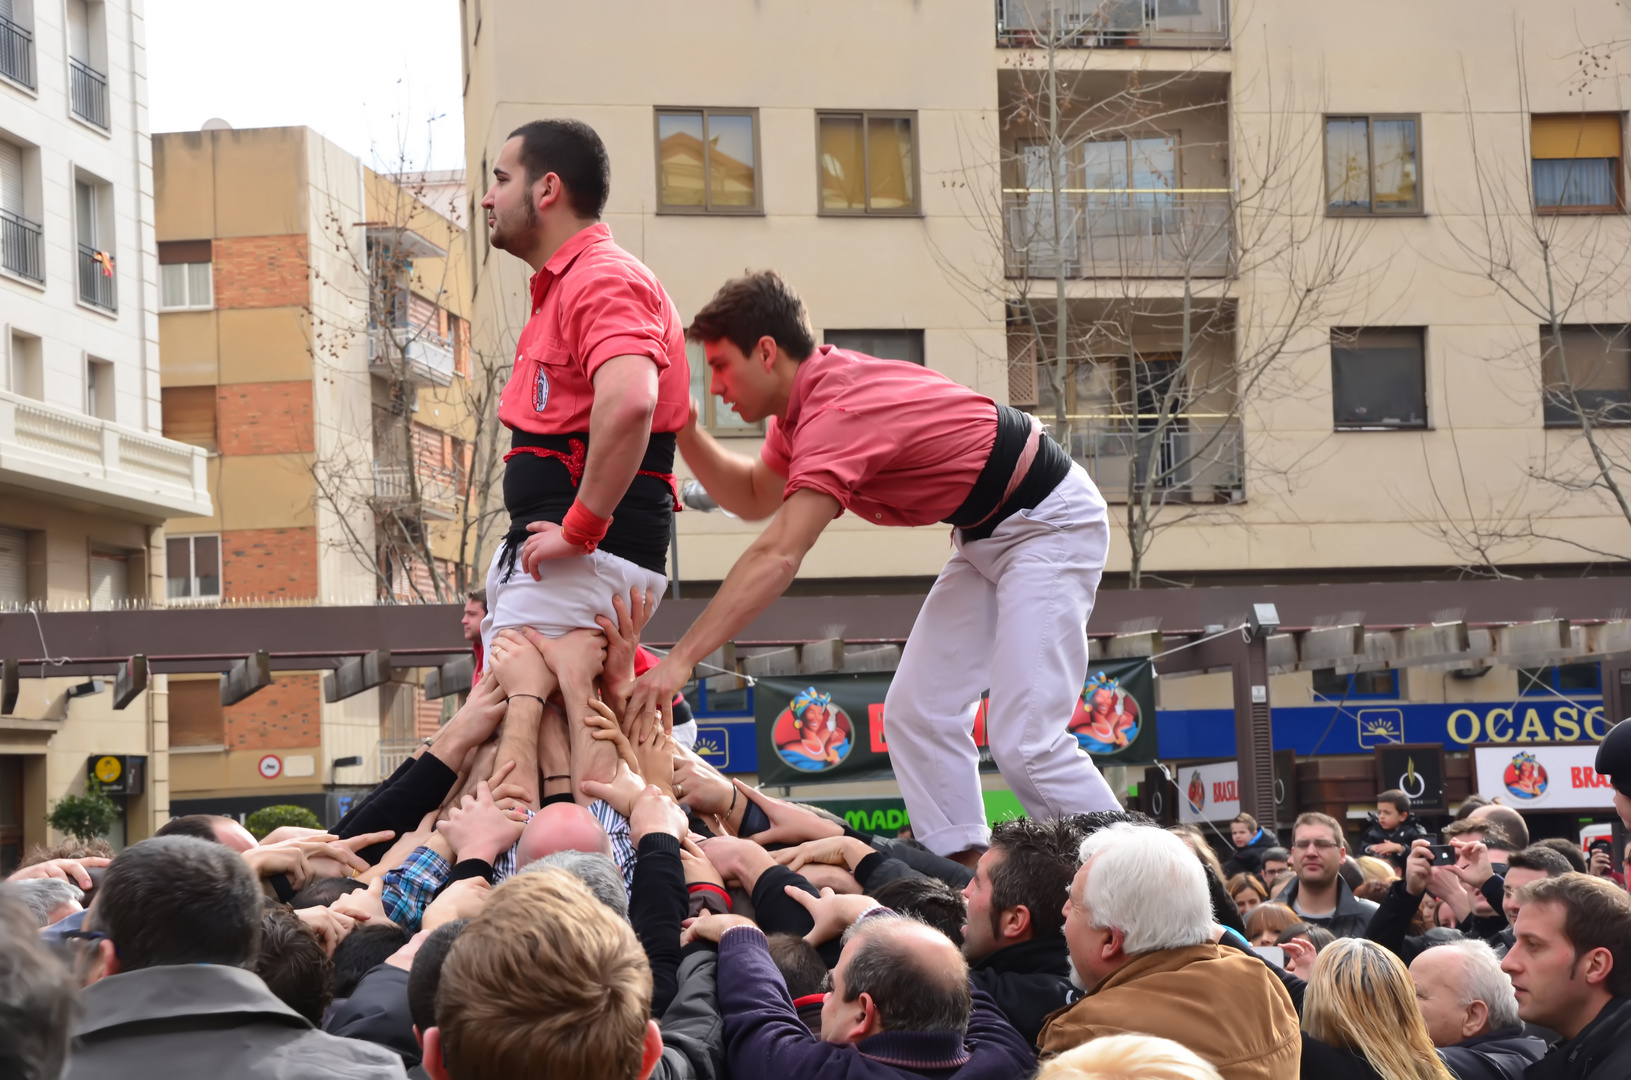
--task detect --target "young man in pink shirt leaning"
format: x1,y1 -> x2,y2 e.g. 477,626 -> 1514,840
628,271 -> 1117,861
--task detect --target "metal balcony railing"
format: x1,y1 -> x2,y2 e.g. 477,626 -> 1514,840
1046,412 -> 1243,503
1003,189 -> 1231,278
997,0 -> 1229,48
0,15 -> 35,88
372,462 -> 461,519
77,244 -> 116,310
69,56 -> 109,129
368,325 -> 456,386
0,208 -> 43,282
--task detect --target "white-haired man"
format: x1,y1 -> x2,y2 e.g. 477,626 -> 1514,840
1409,940 -> 1544,1080
1037,823 -> 1299,1080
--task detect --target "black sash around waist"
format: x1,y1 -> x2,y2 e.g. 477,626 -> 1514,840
500,431 -> 676,577
943,404 -> 1071,543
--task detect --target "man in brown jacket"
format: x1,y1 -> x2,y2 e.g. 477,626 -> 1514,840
1038,822 -> 1300,1080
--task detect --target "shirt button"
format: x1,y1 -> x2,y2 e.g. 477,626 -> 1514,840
875,513 -> 882,519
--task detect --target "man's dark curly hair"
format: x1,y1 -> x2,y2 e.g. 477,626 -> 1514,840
986,817 -> 1089,940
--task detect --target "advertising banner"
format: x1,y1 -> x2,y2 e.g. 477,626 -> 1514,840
753,658 -> 1156,786
1473,743 -> 1617,812
1177,760 -> 1240,824
1373,744 -> 1446,812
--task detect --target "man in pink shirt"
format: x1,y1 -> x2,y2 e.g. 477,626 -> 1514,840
629,271 -> 1117,860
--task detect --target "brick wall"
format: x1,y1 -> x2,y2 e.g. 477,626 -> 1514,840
216,382 -> 314,455
224,672 -> 322,749
213,235 -> 310,310
222,527 -> 318,600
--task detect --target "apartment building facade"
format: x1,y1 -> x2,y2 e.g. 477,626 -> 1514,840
153,125 -> 477,820
458,1 -> 1631,807
0,0 -> 212,866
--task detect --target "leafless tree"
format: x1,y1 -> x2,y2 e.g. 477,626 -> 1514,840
934,0 -> 1373,586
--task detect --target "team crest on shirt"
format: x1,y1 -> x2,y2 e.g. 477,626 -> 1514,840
533,366 -> 550,412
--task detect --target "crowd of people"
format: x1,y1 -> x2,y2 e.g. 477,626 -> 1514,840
4,612 -> 1631,1080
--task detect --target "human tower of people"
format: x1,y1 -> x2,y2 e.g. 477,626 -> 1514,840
5,118 -> 1631,1080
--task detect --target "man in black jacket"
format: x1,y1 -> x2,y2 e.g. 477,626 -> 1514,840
1501,874 -> 1631,1080
959,817 -> 1084,1047
1275,812 -> 1378,939
1411,939 -> 1545,1080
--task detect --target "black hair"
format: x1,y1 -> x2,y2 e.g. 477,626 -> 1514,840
1507,845 -> 1575,878
408,919 -> 469,1033
506,119 -> 610,219
289,876 -> 367,910
256,903 -> 332,1024
1533,837 -> 1589,874
331,923 -> 410,1000
765,932 -> 828,1000
841,917 -> 970,1036
870,876 -> 967,948
985,817 -> 1085,941
1376,789 -> 1413,815
87,836 -> 262,970
154,815 -> 223,843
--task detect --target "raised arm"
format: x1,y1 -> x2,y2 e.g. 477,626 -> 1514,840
625,487 -> 839,727
677,399 -> 786,521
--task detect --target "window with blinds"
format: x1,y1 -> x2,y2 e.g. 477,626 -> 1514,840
0,527 -> 27,608
88,548 -> 129,610
160,386 -> 218,448
1540,325 -> 1631,427
168,678 -> 225,746
1532,114 -> 1623,212
0,140 -> 22,216
159,239 -> 212,309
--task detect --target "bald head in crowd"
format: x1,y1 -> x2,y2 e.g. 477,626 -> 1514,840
1465,804 -> 1529,855
822,913 -> 972,1045
154,814 -> 258,853
515,802 -> 613,866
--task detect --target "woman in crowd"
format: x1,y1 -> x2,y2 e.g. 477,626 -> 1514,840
1227,873 -> 1267,917
1300,938 -> 1455,1080
1246,901 -> 1300,947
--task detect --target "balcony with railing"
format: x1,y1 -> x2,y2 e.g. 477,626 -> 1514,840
1049,412 -> 1243,503
368,325 -> 455,387
1,208 -> 43,283
77,244 -> 116,309
0,14 -> 34,88
0,389 -> 212,518
69,56 -> 108,128
1004,189 -> 1231,279
372,462 -> 461,520
997,0 -> 1228,49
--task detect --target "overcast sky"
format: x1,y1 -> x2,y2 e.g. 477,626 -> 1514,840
146,1 -> 466,172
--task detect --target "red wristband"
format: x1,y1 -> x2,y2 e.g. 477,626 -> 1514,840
559,499 -> 613,552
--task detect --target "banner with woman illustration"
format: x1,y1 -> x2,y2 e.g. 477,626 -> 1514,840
753,658 -> 1156,786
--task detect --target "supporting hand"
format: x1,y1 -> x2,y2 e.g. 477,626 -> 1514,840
520,520 -> 587,577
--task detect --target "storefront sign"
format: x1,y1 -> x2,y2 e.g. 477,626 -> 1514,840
86,754 -> 145,796
1177,760 -> 1241,824
754,659 -> 1157,786
1158,698 -> 1608,760
1473,743 -> 1616,811
1374,744 -> 1446,811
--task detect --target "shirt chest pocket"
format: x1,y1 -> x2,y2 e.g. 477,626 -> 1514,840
520,339 -> 580,418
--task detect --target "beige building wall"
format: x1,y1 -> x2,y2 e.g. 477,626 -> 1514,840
463,0 -> 1631,590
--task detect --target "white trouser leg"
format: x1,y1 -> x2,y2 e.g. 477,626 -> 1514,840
884,553 -> 996,857
481,545 -> 668,655
962,466 -> 1118,820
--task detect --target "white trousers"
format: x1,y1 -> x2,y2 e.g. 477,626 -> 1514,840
884,465 -> 1120,856
480,545 -> 669,654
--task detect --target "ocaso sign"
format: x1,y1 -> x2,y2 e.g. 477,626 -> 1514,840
1446,704 -> 1610,746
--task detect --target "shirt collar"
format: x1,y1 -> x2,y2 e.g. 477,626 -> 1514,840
855,1029 -> 971,1070
528,222 -> 613,311
780,344 -> 835,432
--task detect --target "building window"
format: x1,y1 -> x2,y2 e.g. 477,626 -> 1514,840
1540,325 -> 1630,427
1532,114 -> 1623,212
66,0 -> 108,130
1324,115 -> 1421,215
88,546 -> 131,610
75,175 -> 115,310
0,0 -> 37,90
687,341 -> 762,435
8,328 -> 41,399
85,357 -> 112,418
0,137 -> 43,283
1312,668 -> 1399,700
166,534 -> 221,602
818,111 -> 919,215
824,329 -> 925,366
160,385 -> 218,449
655,108 -> 760,213
1519,663 -> 1601,696
0,526 -> 28,609
1331,328 -> 1427,430
158,240 -> 212,309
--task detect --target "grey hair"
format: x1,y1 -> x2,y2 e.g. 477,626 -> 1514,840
3,880 -> 83,928
1077,822 -> 1212,954
1436,939 -> 1521,1031
519,851 -> 628,919
0,895 -> 80,1080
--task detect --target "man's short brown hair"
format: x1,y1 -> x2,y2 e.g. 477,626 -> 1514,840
1514,873 -> 1631,995
1294,812 -> 1346,849
1442,818 -> 1516,850
435,870 -> 651,1080
687,270 -> 817,361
